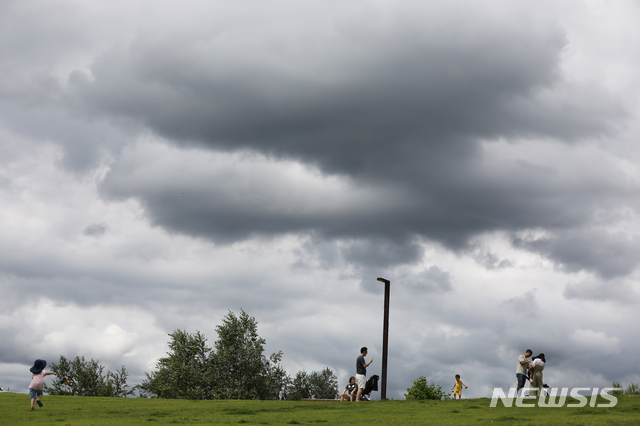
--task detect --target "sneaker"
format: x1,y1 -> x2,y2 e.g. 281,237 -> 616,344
30,407 -> 35,411
36,400 -> 43,407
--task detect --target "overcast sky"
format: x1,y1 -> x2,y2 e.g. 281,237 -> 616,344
2,0 -> 640,399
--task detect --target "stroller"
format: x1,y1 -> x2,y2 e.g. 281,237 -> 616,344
359,375 -> 380,401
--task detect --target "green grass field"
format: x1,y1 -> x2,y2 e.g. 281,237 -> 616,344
2,393 -> 638,425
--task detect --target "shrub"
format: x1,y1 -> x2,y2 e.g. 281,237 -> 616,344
404,376 -> 450,400
610,381 -> 624,395
610,381 -> 640,396
625,382 -> 640,396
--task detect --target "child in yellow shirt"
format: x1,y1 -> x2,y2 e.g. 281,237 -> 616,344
451,374 -> 468,399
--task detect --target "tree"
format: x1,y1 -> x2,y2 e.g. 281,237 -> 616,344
265,351 -> 291,400
45,355 -> 133,397
308,367 -> 338,399
210,309 -> 274,399
140,309 -> 293,400
286,367 -> 338,400
404,376 -> 450,400
139,330 -> 211,399
287,370 -> 311,401
140,310 -> 285,399
107,366 -> 135,398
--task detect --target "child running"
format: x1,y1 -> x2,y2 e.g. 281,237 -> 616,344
451,374 -> 468,399
29,359 -> 57,411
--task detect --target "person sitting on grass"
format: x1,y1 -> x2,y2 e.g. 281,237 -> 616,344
451,374 -> 468,399
28,359 -> 57,411
340,376 -> 358,401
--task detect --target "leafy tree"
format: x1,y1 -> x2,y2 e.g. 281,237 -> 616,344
286,367 -> 338,400
404,376 -> 450,400
46,355 -> 74,396
210,309 -> 273,399
139,330 -> 211,399
141,309 -> 285,400
45,356 -> 133,397
287,370 -> 311,401
308,367 -> 338,399
140,309 -> 311,400
265,351 -> 291,400
107,366 -> 135,398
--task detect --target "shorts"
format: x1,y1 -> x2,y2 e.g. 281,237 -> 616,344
356,374 -> 366,389
453,388 -> 461,395
29,388 -> 43,399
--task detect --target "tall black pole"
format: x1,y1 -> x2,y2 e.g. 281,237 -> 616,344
377,277 -> 390,400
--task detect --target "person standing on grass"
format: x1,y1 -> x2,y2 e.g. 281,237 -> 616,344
451,374 -> 468,399
355,347 -> 373,401
28,359 -> 57,411
516,349 -> 532,397
528,353 -> 546,397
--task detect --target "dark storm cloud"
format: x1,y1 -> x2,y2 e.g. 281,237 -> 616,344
71,5 -> 621,174
98,134 -> 637,272
340,239 -> 423,268
97,142 -> 434,271
73,1 -> 631,273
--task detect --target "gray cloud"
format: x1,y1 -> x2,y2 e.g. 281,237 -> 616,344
501,289 -> 539,317
83,222 -> 108,236
3,1 -> 634,270
1,0 -> 639,401
401,266 -> 453,293
469,248 -> 513,270
73,5 -> 631,271
564,276 -> 639,304
0,103 -> 129,173
513,229 -> 640,279
71,5 -> 618,173
340,239 -> 424,269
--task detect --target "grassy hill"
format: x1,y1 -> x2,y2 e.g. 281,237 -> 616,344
2,393 -> 639,425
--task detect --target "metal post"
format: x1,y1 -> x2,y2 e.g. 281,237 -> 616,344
377,277 -> 390,400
